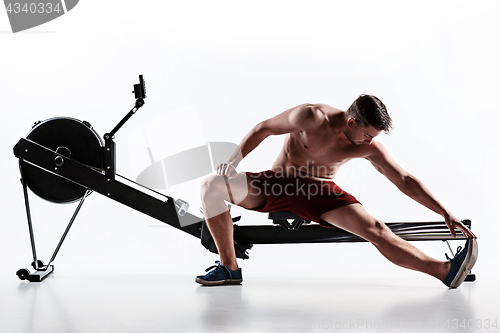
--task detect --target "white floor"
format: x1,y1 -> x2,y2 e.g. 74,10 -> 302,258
1,266 -> 498,333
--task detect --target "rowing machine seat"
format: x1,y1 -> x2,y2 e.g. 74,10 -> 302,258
268,211 -> 308,221
268,211 -> 312,231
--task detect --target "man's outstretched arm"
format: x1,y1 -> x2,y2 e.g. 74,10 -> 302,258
220,104 -> 321,177
366,141 -> 476,239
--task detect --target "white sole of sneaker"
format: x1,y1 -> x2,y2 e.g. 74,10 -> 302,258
195,278 -> 243,286
449,238 -> 478,289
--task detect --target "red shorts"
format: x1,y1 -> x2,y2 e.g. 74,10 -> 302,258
245,170 -> 360,228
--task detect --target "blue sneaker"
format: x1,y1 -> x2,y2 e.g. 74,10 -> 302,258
443,238 -> 478,288
195,261 -> 243,286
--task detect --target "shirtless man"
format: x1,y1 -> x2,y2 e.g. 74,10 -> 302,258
197,95 -> 478,288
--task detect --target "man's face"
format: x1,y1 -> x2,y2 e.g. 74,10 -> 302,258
344,118 -> 380,145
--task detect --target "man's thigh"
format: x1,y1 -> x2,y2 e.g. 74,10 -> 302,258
225,173 -> 267,210
320,203 -> 387,242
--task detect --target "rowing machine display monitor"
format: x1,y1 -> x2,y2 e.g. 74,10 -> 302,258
13,75 -> 476,282
133,74 -> 146,99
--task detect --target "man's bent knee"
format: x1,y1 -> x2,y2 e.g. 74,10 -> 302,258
200,174 -> 227,202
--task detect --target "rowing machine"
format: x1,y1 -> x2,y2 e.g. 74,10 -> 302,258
13,75 -> 475,282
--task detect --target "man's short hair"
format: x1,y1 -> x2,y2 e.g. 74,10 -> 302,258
347,95 -> 393,133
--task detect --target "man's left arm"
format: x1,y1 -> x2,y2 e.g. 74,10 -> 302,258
366,141 -> 476,239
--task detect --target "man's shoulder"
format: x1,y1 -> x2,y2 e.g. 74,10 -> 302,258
307,104 -> 345,129
362,140 -> 389,160
314,103 -> 343,115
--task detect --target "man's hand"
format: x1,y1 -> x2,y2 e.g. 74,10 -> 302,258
217,163 -> 237,179
445,212 -> 477,239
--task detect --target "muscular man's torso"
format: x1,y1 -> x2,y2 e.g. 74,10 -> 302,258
271,105 -> 372,180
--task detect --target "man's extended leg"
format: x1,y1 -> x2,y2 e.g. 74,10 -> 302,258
320,204 -> 452,280
200,173 -> 266,271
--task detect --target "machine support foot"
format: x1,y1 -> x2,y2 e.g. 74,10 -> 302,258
17,261 -> 54,282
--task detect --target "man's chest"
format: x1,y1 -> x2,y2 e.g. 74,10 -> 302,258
292,131 -> 367,164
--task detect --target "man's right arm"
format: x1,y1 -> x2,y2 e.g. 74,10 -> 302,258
219,103 -> 321,177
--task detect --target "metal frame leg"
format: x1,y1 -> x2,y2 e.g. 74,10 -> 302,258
17,175 -> 91,282
46,189 -> 92,267
21,177 -> 39,269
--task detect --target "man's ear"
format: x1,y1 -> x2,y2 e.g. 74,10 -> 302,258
347,117 -> 356,128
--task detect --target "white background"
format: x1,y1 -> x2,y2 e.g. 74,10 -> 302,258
1,0 -> 499,281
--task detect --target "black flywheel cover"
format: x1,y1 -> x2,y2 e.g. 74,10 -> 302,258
20,117 -> 104,203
